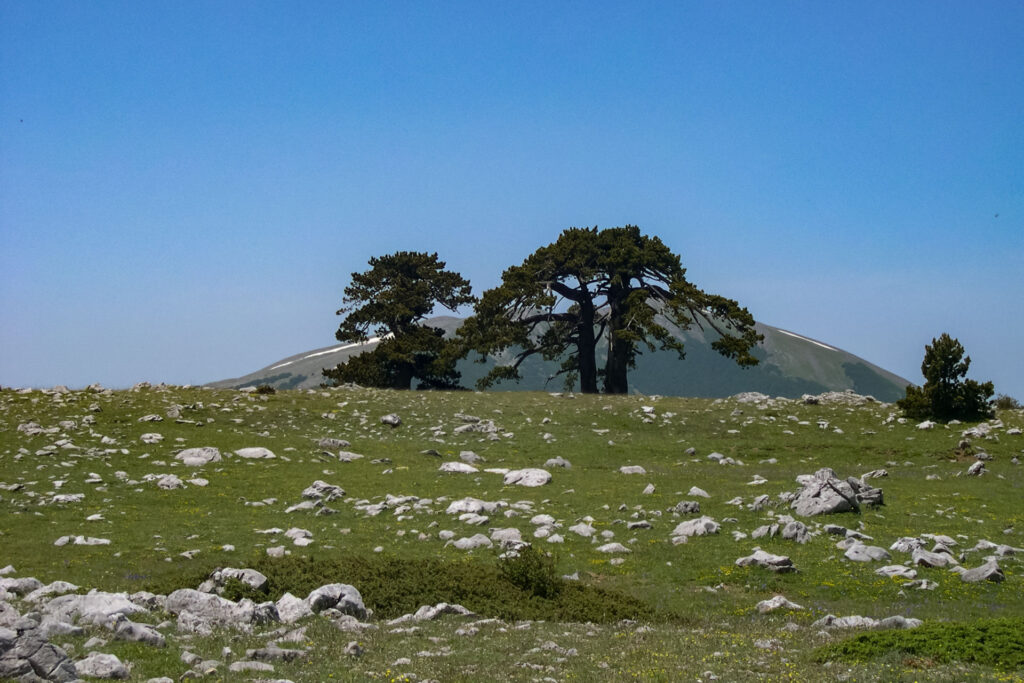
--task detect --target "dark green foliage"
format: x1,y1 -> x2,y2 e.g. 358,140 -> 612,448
497,545 -> 562,599
152,554 -> 674,624
325,252 -> 474,390
814,618 -> 1024,671
254,384 -> 276,395
994,393 -> 1022,411
897,333 -> 994,422
219,576 -> 267,602
458,225 -> 761,394
325,326 -> 464,390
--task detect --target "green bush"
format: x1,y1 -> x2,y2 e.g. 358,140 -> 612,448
254,384 -> 277,395
497,545 -> 562,599
144,553 -> 676,624
814,618 -> 1024,671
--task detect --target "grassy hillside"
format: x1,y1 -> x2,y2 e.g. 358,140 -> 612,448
1,384 -> 1021,681
209,317 -> 910,401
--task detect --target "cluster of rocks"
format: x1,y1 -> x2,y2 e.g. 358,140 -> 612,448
0,562 -> 485,681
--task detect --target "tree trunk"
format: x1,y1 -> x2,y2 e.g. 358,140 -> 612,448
576,298 -> 599,394
391,363 -> 414,390
603,287 -> 630,394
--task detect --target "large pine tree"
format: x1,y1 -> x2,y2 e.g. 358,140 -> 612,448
457,226 -> 762,394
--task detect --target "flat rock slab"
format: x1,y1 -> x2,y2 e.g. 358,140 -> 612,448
234,447 -> 275,459
440,462 -> 478,474
960,561 -> 1005,583
671,516 -> 720,539
736,550 -> 795,573
503,468 -> 551,487
757,596 -> 804,613
174,447 -> 222,467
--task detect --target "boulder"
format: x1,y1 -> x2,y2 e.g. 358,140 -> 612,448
386,603 -> 475,626
174,447 -> 222,467
449,534 -> 493,550
165,589 -> 261,629
670,516 -> 720,539
503,469 -> 551,487
670,501 -> 701,515
302,480 -> 345,501
544,456 -> 572,469
735,550 -> 796,573
791,468 -> 863,516
875,565 -> 917,579
43,591 -> 147,625
439,462 -> 478,474
198,568 -> 268,595
305,584 -> 367,620
234,447 -> 276,459
276,593 -> 313,624
844,544 -> 891,563
912,549 -> 959,568
960,561 -> 1005,583
380,414 -> 402,427
756,596 -> 804,613
595,543 -> 631,554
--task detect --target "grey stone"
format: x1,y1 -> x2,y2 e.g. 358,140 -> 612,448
791,468 -> 860,516
234,447 -> 276,459
76,651 -> 130,678
912,549 -> 959,568
503,468 -> 552,487
305,584 -> 367,620
844,544 -> 891,563
735,549 -> 795,573
671,501 -> 701,515
670,516 -> 720,539
960,561 -> 1005,583
275,593 -> 313,624
174,447 -> 222,467
756,596 -> 803,613
43,591 -> 147,626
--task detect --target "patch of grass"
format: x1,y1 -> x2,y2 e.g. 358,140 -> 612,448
158,552 -> 679,624
814,617 -> 1024,671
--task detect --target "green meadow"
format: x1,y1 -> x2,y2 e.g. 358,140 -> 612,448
1,384 -> 1022,681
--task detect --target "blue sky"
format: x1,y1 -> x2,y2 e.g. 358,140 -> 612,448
2,1 -> 1022,398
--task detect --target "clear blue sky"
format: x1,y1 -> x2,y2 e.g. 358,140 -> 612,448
2,1 -> 1022,398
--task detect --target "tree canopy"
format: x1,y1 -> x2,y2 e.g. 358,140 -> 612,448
457,226 -> 763,394
897,333 -> 994,422
323,252 -> 474,390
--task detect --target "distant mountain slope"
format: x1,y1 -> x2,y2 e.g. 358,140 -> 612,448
207,316 -> 909,401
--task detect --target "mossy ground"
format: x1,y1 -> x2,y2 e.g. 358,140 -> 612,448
1,384 -> 1022,681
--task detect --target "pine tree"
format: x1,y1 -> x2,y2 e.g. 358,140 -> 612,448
457,226 -> 762,394
323,252 -> 474,389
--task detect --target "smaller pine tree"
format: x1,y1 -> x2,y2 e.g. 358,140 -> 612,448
897,333 -> 994,422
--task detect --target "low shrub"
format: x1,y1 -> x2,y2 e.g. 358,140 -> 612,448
994,393 -> 1022,411
814,618 -> 1024,671
148,553 -> 677,624
497,545 -> 562,599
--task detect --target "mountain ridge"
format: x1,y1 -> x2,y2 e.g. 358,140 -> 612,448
207,316 -> 910,401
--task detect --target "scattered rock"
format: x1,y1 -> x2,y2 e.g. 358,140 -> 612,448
736,549 -> 795,573
756,596 -> 804,613
503,469 -> 551,487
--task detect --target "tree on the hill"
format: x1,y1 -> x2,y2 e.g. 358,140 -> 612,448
897,333 -> 994,422
457,226 -> 763,394
322,251 -> 474,390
